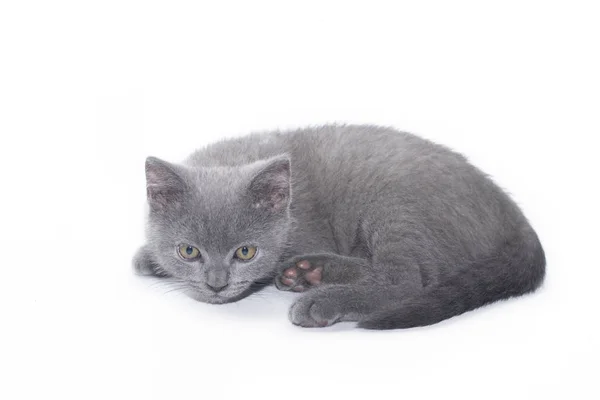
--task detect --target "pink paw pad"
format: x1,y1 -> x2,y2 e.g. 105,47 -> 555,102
279,260 -> 324,289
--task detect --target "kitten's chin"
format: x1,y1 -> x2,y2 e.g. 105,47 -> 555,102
184,288 -> 248,304
183,278 -> 272,304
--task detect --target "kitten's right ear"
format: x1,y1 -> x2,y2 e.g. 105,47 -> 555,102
145,157 -> 187,210
248,155 -> 291,213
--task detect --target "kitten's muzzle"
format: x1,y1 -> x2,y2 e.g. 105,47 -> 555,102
206,282 -> 229,293
205,268 -> 230,293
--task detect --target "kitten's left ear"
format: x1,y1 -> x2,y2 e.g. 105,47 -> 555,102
145,157 -> 188,210
248,155 -> 291,213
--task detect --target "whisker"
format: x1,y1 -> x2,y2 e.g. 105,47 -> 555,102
163,287 -> 186,295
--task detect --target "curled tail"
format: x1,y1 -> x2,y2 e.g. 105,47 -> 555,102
358,231 -> 546,330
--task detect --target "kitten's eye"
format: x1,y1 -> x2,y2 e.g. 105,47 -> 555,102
234,246 -> 257,261
178,244 -> 201,260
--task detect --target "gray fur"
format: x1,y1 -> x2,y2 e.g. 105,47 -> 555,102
134,124 -> 545,329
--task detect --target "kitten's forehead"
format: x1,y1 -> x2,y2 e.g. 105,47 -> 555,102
192,166 -> 249,195
179,166 -> 266,248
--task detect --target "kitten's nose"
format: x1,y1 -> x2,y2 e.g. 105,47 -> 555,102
205,269 -> 229,293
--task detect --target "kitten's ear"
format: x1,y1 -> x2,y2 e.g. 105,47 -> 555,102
248,155 -> 291,213
145,157 -> 187,209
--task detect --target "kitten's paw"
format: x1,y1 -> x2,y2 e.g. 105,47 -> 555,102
275,253 -> 365,291
275,258 -> 323,292
289,290 -> 342,327
133,246 -> 169,277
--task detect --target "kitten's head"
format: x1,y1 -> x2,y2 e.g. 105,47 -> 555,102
144,155 -> 292,304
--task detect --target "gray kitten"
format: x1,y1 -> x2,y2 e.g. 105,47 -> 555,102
133,125 -> 545,329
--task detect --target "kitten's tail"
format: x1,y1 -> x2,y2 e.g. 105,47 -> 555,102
358,229 -> 546,330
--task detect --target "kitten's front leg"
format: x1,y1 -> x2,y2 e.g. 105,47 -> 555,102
132,245 -> 169,277
274,253 -> 367,292
289,284 -> 391,327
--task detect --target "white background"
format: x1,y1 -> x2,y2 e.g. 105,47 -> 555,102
1,1 -> 599,399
